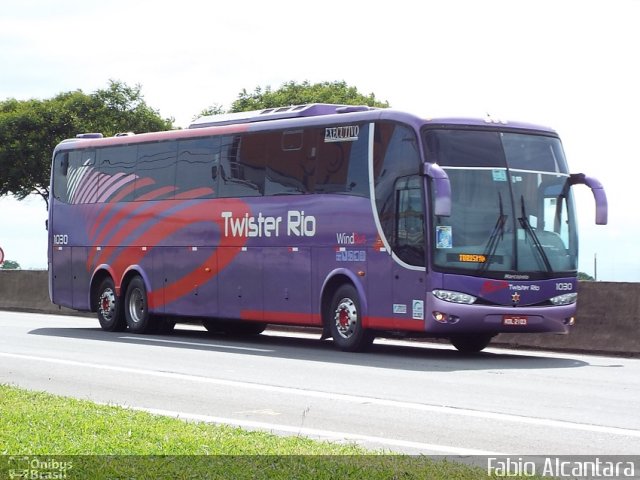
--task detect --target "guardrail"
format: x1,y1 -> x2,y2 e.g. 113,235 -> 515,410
1,270 -> 638,355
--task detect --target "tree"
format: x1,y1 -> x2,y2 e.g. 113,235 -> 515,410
0,81 -> 173,208
0,260 -> 21,270
578,272 -> 595,281
228,80 -> 390,113
196,103 -> 225,119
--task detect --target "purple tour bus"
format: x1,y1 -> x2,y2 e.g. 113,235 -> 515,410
48,104 -> 607,352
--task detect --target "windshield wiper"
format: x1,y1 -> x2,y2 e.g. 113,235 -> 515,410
478,192 -> 507,274
518,195 -> 553,273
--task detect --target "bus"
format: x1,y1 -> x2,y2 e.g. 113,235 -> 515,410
48,104 -> 608,353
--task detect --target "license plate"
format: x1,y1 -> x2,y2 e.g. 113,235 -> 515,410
503,315 -> 528,326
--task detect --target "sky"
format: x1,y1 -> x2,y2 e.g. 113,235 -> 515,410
0,0 -> 638,281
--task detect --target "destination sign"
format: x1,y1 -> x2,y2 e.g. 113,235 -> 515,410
446,253 -> 504,264
459,254 -> 486,263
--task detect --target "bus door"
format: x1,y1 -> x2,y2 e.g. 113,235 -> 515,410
389,176 -> 428,329
51,243 -> 73,308
49,151 -> 76,309
368,175 -> 428,330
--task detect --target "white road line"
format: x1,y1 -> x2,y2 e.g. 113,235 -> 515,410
107,404 -> 508,456
2,351 -> 639,439
119,336 -> 273,352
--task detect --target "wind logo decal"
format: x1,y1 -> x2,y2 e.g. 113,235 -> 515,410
334,231 -> 367,262
336,232 -> 366,245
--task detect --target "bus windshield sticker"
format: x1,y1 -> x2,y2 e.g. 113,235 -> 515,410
393,304 -> 407,315
412,300 -> 424,320
324,125 -> 359,143
436,226 -> 452,248
492,169 -> 507,182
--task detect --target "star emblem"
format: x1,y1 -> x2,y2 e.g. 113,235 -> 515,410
511,292 -> 521,304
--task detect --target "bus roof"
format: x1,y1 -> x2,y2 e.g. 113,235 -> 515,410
56,105 -> 558,152
422,116 -> 557,134
188,103 -> 375,128
189,104 -> 557,135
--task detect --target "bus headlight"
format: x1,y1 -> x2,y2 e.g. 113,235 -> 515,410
433,290 -> 477,305
550,292 -> 577,306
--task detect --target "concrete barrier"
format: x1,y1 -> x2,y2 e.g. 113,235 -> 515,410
0,270 -> 638,355
0,270 -> 83,316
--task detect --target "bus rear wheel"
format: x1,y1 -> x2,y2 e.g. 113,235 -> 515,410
328,284 -> 374,352
450,334 -> 494,353
96,277 -> 126,332
124,276 -> 154,334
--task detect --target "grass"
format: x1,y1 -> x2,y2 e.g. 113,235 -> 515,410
0,384 -> 506,479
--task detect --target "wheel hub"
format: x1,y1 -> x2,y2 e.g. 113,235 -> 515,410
99,289 -> 115,321
334,297 -> 357,338
128,288 -> 145,324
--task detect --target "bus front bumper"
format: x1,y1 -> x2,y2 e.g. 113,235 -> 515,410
424,294 -> 575,335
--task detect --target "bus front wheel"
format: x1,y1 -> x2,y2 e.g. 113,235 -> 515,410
450,334 -> 494,353
124,276 -> 154,334
328,284 -> 374,352
96,277 -> 126,332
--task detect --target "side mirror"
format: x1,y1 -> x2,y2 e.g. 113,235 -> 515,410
569,173 -> 608,225
423,163 -> 451,216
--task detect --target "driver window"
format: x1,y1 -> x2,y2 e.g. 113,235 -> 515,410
395,175 -> 425,266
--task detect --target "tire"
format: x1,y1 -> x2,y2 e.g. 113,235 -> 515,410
124,276 -> 154,334
96,277 -> 126,332
450,334 -> 494,353
327,284 -> 374,352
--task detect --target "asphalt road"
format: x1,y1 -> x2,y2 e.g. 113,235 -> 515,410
1,310 -> 639,456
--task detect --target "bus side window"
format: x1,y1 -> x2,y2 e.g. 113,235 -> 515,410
314,123 -> 368,196
53,152 -> 69,203
176,137 -> 219,199
345,123 -> 369,197
135,141 -> 177,200
395,176 -> 425,267
218,134 -> 265,197
63,150 -> 97,204
97,146 -> 137,203
374,122 -> 422,263
265,130 -> 310,195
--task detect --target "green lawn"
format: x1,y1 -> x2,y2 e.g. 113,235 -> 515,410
0,384 -> 500,479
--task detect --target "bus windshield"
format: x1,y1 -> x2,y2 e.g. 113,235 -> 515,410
424,129 -> 578,279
